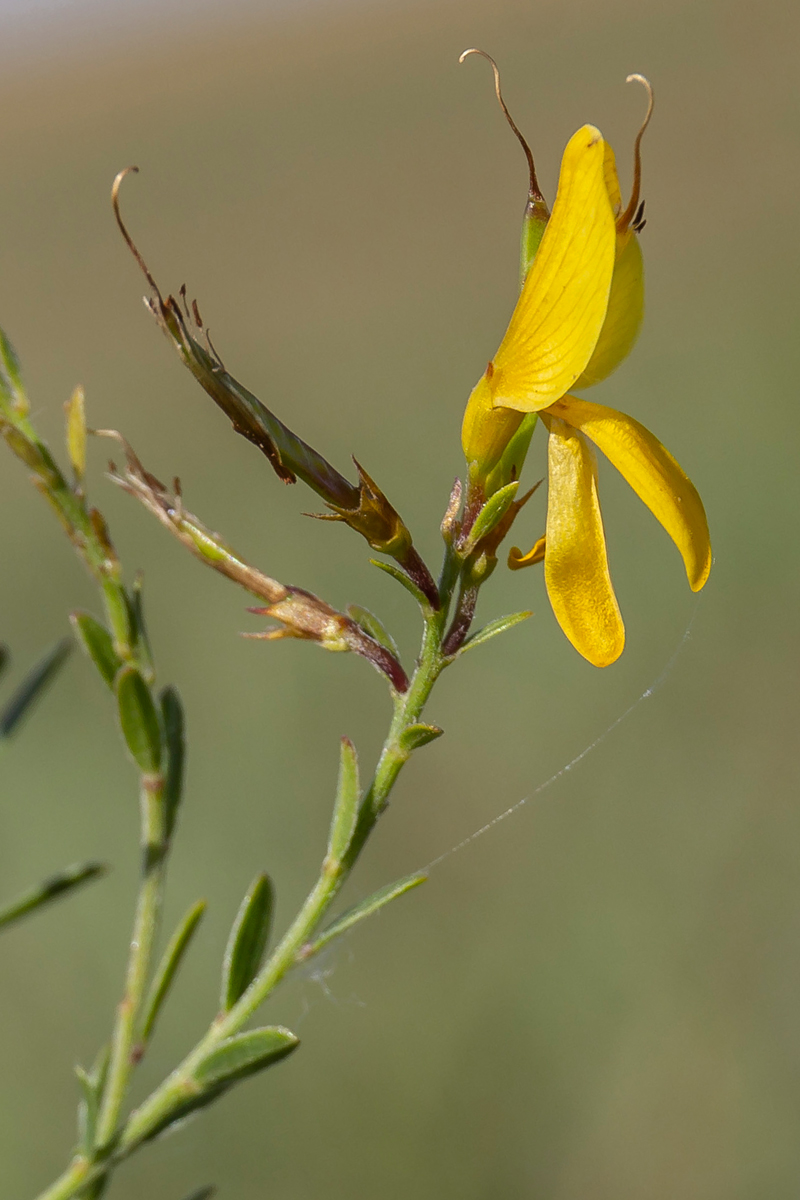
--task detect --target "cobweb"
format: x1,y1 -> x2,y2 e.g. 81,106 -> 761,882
296,597 -> 703,1006
420,599 -> 703,873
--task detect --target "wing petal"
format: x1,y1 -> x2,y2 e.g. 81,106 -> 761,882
549,395 -> 712,590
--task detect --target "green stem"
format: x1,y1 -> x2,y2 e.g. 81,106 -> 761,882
33,1157 -> 93,1200
34,545 -> 468,1199
119,613 -> 447,1154
35,777 -> 169,1200
94,773 -> 168,1149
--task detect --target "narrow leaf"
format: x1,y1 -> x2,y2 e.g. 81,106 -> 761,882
399,723 -> 444,754
327,737 -> 360,862
221,875 -> 275,1011
302,872 -> 426,960
161,686 -> 185,838
0,637 -> 72,739
129,575 -> 154,670
369,559 -> 429,607
346,605 -> 400,660
142,1029 -> 298,1143
70,612 -> 121,689
75,1042 -> 109,1155
0,861 -> 106,931
140,899 -> 207,1045
115,665 -> 162,774
194,1027 -> 299,1091
463,480 -> 519,553
75,1065 -> 97,1154
458,611 -> 533,655
0,325 -> 28,415
65,385 -> 86,480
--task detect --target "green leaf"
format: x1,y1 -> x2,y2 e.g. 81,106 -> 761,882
75,1043 -> 110,1155
160,686 -> 185,837
221,875 -> 275,1011
115,665 -> 162,774
0,644 -> 9,680
143,1027 -> 299,1142
369,559 -> 430,607
194,1027 -> 299,1091
70,612 -> 121,689
463,481 -> 519,553
346,605 -> 400,661
327,737 -> 360,862
140,899 -> 207,1045
0,637 -> 72,739
458,610 -> 533,655
0,325 -> 28,415
399,723 -> 444,753
301,872 -> 426,961
129,575 -> 154,673
0,861 -> 106,931
75,1066 -> 97,1153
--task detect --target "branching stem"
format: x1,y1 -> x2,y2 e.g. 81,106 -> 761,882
34,532 -> 469,1200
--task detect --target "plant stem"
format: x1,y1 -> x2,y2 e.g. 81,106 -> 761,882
119,611 -> 447,1153
34,776 -> 169,1200
95,773 -> 169,1148
33,1157 -> 93,1200
34,541 -> 472,1199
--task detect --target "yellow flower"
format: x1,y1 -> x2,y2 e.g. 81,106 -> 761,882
462,79 -> 711,667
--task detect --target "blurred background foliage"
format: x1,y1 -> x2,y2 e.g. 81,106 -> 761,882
1,0 -> 799,1196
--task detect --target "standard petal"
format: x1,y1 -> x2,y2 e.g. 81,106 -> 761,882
574,229 -> 644,388
542,415 -> 625,667
549,395 -> 712,590
487,125 -> 617,413
602,141 -> 623,216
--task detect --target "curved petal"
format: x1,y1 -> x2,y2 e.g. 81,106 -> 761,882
487,125 -> 617,413
575,229 -> 644,388
508,535 -> 546,569
549,395 -> 712,591
541,415 -> 625,667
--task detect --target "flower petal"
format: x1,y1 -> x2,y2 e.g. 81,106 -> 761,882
541,415 -> 625,667
461,372 -> 525,481
548,395 -> 711,591
508,535 -> 546,569
574,229 -> 644,388
602,141 -> 623,216
488,125 -> 617,413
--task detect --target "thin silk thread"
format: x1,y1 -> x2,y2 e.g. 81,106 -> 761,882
296,599 -> 703,1005
420,600 -> 702,873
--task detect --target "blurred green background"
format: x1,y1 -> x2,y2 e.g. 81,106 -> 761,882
1,0 -> 799,1196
